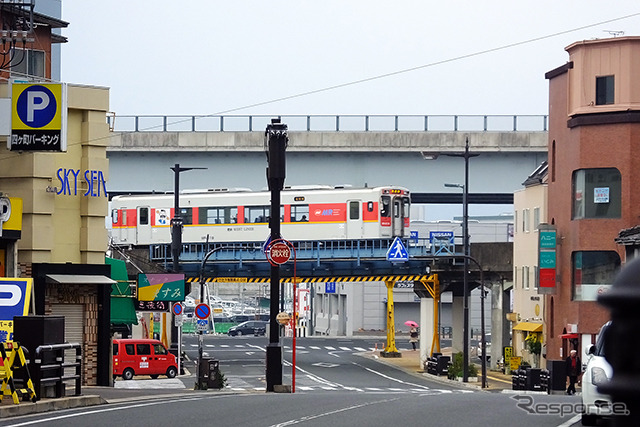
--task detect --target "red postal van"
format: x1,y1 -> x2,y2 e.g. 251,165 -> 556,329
113,339 -> 178,380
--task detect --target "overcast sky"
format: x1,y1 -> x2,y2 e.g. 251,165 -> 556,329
61,2 -> 640,117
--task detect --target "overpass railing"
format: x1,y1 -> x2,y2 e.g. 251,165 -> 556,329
108,114 -> 548,133
150,239 -> 433,265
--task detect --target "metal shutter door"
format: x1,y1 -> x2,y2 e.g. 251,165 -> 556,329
50,304 -> 84,385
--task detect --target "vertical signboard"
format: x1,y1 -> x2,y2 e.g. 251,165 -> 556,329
538,224 -> 557,293
10,83 -> 67,151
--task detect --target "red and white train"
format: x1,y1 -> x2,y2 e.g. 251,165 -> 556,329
109,185 -> 410,246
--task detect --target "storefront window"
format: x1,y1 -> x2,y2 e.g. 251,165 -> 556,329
572,251 -> 620,301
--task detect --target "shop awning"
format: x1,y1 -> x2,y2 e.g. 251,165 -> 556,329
513,322 -> 543,332
106,257 -> 138,326
46,274 -> 116,285
111,295 -> 138,325
560,333 -> 579,339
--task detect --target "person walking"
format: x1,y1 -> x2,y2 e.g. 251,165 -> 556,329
409,327 -> 418,351
565,349 -> 581,395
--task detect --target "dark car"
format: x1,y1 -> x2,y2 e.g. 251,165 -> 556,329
227,321 -> 268,336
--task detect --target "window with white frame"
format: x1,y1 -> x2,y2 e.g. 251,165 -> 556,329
533,207 -> 540,230
11,49 -> 45,78
523,266 -> 530,289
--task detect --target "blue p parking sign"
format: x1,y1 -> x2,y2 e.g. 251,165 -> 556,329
15,85 -> 58,128
10,83 -> 66,151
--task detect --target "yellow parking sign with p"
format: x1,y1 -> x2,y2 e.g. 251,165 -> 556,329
10,83 -> 66,151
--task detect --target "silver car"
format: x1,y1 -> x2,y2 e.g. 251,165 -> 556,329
581,322 -> 613,426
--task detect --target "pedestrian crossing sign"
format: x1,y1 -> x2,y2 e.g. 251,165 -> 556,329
386,237 -> 409,262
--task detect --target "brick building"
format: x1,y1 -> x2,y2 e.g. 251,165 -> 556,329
544,36 -> 640,361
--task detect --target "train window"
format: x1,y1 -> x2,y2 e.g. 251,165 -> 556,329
381,196 -> 391,217
247,206 -> 270,223
111,209 -> 119,224
201,207 -> 238,224
228,207 -> 238,224
394,201 -> 400,218
403,199 -> 410,218
139,207 -> 149,225
367,201 -> 374,212
178,207 -> 192,225
291,205 -> 309,222
203,207 -> 223,224
349,201 -> 360,220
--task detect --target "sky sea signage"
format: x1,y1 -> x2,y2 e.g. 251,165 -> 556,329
55,167 -> 107,197
9,83 -> 67,152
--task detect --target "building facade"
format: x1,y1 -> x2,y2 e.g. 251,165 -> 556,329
545,36 -> 640,362
1,5 -> 114,386
512,162 -> 547,368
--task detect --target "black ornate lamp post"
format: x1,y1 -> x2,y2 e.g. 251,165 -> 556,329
264,119 -> 288,392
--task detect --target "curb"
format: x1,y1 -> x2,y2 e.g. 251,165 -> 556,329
0,395 -> 105,418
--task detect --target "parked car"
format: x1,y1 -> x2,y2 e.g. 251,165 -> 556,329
113,338 -> 178,380
227,321 -> 268,336
581,321 -> 612,426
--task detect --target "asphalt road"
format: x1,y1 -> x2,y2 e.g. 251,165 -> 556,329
0,335 -> 586,427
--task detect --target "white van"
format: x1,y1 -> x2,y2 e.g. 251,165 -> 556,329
581,321 -> 612,426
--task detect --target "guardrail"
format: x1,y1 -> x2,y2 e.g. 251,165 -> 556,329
108,114 -> 548,133
33,343 -> 82,400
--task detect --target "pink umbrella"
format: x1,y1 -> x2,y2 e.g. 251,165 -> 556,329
404,320 -> 418,328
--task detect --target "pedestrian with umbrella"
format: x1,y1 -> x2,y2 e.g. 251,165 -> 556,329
405,320 -> 419,351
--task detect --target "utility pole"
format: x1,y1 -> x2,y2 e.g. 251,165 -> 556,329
264,119 -> 288,392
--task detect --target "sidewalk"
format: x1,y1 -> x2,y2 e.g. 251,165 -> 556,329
361,345 -> 514,392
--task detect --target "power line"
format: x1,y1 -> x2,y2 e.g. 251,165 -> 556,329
2,11 -> 640,154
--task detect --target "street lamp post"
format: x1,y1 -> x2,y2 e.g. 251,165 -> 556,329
444,137 -> 477,383
169,164 -> 206,358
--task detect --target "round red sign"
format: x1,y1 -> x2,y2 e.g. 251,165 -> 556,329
268,242 -> 291,265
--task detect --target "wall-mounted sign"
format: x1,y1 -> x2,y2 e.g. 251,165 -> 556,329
538,224 -> 557,293
0,197 -> 22,239
135,300 -> 170,312
55,167 -> 107,197
9,83 -> 67,151
137,273 -> 185,301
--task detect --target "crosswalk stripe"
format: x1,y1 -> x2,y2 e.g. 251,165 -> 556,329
354,347 -> 367,352
339,347 -> 351,351
325,346 -> 336,350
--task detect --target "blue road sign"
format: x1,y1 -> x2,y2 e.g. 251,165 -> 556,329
172,302 -> 183,316
410,230 -> 418,242
195,303 -> 211,320
386,237 -> 409,262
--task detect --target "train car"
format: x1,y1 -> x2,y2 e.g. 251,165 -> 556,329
109,185 -> 410,246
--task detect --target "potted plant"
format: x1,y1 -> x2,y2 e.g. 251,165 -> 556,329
447,352 -> 478,381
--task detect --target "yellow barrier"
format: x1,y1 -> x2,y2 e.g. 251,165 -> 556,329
0,343 -> 36,404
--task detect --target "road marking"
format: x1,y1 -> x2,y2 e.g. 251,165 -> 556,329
557,415 -> 581,427
3,395 -> 239,427
309,346 -> 321,350
339,347 -> 351,351
324,346 -> 336,350
354,347 -> 367,352
114,379 -> 185,389
268,397 -> 400,427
